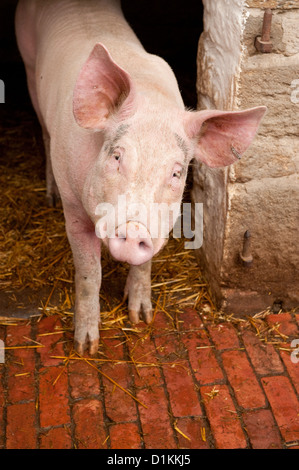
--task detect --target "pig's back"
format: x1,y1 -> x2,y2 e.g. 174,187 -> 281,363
17,0 -> 183,134
28,1 -> 142,124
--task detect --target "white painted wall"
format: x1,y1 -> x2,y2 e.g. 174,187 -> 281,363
197,0 -> 246,110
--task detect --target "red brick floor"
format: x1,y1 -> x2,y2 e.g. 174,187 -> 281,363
0,309 -> 299,449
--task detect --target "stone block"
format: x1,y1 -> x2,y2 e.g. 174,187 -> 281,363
221,174 -> 299,309
230,136 -> 299,183
245,1 -> 299,10
237,56 -> 299,139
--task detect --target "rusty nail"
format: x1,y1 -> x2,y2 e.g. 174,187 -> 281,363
240,230 -> 253,267
255,9 -> 273,53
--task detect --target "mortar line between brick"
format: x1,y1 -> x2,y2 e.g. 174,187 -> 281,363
152,333 -> 182,449
238,331 -> 277,398
64,334 -> 79,449
123,333 -> 145,450
1,319 -> 44,449
176,328 -> 216,449
258,347 -> 299,448
285,371 -> 299,403
250,364 -> 299,408
289,310 -> 299,328
67,377 -> 109,449
34,318 -> 74,447
238,330 -> 286,448
62,329 -> 109,449
1,324 -> 8,449
201,322 -> 252,448
258,380 -> 291,450
245,328 -> 295,388
154,323 -> 219,448
31,317 -> 43,449
277,345 -> 299,403
98,349 -> 120,449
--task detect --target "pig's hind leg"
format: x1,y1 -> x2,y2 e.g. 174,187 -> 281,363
15,2 -> 59,206
43,131 -> 60,207
18,61 -> 60,206
124,261 -> 153,324
26,72 -> 60,206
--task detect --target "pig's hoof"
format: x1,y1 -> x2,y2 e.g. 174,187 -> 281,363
89,338 -> 99,355
143,309 -> 153,324
129,309 -> 140,324
129,308 -> 153,325
74,339 -> 85,356
74,336 -> 99,356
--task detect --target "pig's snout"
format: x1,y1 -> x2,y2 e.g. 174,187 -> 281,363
108,222 -> 154,265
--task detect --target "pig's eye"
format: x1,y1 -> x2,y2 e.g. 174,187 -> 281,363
171,163 -> 183,179
112,151 -> 121,161
170,163 -> 183,190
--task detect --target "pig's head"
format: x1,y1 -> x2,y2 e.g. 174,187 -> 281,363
73,43 -> 266,266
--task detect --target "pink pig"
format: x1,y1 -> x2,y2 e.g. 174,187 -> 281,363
15,0 -> 266,354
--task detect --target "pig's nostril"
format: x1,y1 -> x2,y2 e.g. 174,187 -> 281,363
109,223 -> 154,265
138,240 -> 152,253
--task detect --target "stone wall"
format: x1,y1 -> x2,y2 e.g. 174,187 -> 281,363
194,0 -> 299,314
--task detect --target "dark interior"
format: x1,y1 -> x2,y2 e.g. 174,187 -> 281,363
121,0 -> 203,108
1,0 -> 203,109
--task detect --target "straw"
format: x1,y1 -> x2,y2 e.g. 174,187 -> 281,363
79,355 -> 148,409
1,107 -> 295,365
173,420 -> 191,441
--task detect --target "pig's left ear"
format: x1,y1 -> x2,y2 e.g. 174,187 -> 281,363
184,106 -> 267,167
73,43 -> 135,129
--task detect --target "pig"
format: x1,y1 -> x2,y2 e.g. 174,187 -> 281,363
15,0 -> 266,354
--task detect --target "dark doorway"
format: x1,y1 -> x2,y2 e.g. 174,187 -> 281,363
121,0 -> 204,109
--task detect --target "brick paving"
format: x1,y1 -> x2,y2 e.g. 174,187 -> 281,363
0,308 -> 299,449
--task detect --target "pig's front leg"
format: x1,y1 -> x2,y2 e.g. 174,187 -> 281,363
124,261 -> 152,324
65,211 -> 101,355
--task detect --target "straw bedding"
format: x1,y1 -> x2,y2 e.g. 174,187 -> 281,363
0,107 -> 212,327
0,106 -> 293,348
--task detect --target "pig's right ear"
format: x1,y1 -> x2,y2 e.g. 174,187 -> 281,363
73,43 -> 135,129
184,106 -> 267,168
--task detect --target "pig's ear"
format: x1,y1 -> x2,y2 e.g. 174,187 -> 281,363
184,106 -> 267,167
73,43 -> 135,129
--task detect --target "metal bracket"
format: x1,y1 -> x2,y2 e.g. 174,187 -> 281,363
239,230 -> 253,267
255,9 -> 273,53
